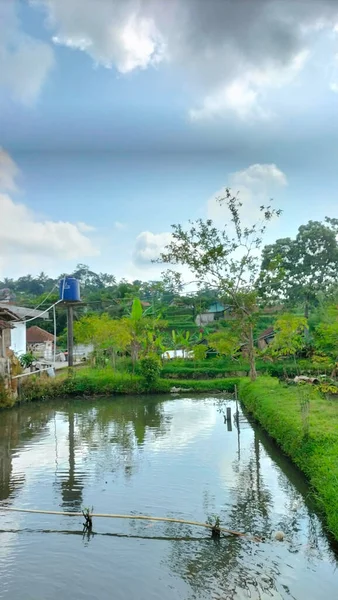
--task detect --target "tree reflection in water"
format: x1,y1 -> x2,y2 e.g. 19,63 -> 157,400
0,406 -> 53,504
165,412 -> 334,600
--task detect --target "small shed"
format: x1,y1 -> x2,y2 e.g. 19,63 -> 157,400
195,302 -> 226,326
26,326 -> 56,360
257,327 -> 275,350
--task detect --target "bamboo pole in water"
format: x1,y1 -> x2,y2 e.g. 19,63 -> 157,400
0,507 -> 261,542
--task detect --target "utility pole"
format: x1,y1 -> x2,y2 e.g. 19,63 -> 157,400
67,305 -> 74,367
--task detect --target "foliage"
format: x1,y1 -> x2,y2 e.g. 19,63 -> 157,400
317,382 -> 338,396
0,376 -> 14,408
268,314 -> 307,358
158,189 -> 281,380
193,345 -> 207,361
139,354 -> 161,388
131,297 -> 143,321
258,219 -> 338,317
17,368 -> 239,405
74,313 -> 132,368
207,327 -> 241,358
239,377 -> 338,540
19,352 -> 35,368
314,305 -> 338,365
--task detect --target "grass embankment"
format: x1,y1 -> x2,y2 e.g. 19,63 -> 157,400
239,377 -> 338,540
160,358 -> 332,379
15,368 -> 238,405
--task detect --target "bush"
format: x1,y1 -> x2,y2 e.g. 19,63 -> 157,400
16,367 -> 239,404
20,352 -> 35,368
139,355 -> 161,389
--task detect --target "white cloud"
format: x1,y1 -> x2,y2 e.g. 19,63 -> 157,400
29,0 -> 338,119
0,148 -> 20,191
0,150 -> 98,276
132,231 -> 172,266
0,3 -> 54,104
231,163 -> 287,190
35,0 -> 165,73
208,163 -> 287,223
77,221 -> 96,232
114,221 -> 127,230
190,81 -> 260,122
190,50 -> 309,121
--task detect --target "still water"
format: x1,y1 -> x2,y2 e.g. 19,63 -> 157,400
0,394 -> 337,599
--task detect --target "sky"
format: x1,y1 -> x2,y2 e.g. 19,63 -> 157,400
1,0 -> 338,282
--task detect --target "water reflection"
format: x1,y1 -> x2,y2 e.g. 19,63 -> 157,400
0,407 -> 53,503
0,396 -> 337,600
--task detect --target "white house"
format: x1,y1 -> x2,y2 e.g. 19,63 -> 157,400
0,303 -> 50,357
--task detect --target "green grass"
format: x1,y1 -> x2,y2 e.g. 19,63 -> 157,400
160,358 -> 329,379
16,368 -> 239,405
239,376 -> 338,541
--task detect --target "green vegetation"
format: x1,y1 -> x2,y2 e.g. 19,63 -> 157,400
159,189 -> 282,380
239,377 -> 338,540
15,368 -> 238,405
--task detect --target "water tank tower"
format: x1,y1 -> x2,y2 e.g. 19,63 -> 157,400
59,277 -> 81,303
59,277 -> 81,367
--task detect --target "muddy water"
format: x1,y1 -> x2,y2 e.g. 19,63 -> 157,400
0,395 -> 337,599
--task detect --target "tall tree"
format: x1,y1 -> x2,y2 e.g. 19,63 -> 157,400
258,219 -> 338,317
158,189 -> 281,380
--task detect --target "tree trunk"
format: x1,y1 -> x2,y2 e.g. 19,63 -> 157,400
248,324 -> 257,382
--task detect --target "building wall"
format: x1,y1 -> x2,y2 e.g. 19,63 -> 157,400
74,344 -> 94,359
10,323 -> 26,356
195,313 -> 215,326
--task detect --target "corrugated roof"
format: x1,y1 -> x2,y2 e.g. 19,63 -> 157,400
207,302 -> 225,313
0,307 -> 21,322
0,303 -> 49,320
258,327 -> 275,339
26,326 -> 55,343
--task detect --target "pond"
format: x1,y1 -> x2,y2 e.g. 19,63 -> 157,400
0,394 -> 338,599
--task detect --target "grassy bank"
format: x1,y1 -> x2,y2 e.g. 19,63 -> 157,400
160,358 -> 334,380
14,368 -> 239,405
239,377 -> 338,540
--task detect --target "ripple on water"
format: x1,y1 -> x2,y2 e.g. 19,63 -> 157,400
0,395 -> 337,600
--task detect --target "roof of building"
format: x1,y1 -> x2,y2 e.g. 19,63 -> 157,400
0,319 -> 14,330
0,302 -> 49,320
206,302 -> 225,313
258,327 -> 275,340
0,306 -> 21,324
26,326 -> 55,343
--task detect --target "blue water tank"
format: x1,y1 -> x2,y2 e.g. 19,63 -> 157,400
59,277 -> 81,302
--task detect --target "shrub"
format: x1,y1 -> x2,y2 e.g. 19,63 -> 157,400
139,354 -> 161,389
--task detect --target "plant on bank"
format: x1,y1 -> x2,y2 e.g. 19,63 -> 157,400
158,189 -> 281,381
139,354 -> 161,389
19,352 -> 35,369
262,314 -> 308,378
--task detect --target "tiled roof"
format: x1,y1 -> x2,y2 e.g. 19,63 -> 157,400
26,326 -> 55,343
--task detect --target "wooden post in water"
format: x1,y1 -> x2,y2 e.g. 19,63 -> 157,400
67,305 -> 74,368
235,384 -> 239,425
226,406 -> 232,431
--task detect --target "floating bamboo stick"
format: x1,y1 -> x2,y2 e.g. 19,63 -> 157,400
0,507 -> 261,542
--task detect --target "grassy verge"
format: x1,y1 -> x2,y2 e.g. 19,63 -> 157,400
160,358 -> 333,379
239,376 -> 338,540
15,368 -> 239,405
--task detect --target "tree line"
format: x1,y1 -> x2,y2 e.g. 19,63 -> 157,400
1,190 -> 337,382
